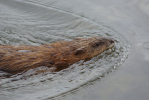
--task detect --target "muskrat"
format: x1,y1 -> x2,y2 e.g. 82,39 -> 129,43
0,36 -> 114,73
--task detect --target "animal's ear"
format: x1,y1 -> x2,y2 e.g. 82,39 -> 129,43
74,46 -> 87,56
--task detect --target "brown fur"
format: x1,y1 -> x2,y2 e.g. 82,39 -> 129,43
0,37 -> 114,73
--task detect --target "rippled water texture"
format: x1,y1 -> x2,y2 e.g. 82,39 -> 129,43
0,0 -> 137,100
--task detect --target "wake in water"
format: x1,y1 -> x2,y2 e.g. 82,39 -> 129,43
0,0 -> 130,100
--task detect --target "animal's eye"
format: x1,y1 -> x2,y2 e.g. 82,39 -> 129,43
96,43 -> 100,46
92,42 -> 104,48
96,42 -> 104,46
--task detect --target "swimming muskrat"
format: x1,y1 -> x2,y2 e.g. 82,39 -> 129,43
0,36 -> 114,73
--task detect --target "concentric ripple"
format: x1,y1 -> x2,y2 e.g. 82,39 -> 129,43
0,0 -> 130,100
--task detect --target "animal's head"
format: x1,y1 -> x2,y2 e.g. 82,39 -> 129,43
74,37 -> 114,59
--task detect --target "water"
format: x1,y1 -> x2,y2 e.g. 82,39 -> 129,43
0,0 -> 149,100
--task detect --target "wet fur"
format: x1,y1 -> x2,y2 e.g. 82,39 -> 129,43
0,37 -> 114,73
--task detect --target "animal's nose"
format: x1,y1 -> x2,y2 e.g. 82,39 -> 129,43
110,40 -> 114,44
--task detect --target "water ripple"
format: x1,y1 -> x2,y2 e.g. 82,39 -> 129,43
0,0 -> 130,100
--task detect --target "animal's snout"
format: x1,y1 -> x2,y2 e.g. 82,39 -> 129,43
110,40 -> 114,44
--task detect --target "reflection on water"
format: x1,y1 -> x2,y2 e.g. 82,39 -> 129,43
0,0 -> 132,100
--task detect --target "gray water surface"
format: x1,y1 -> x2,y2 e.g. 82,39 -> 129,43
0,0 -> 149,100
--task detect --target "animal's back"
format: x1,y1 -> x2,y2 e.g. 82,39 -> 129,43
0,40 -> 82,72
0,45 -> 49,72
